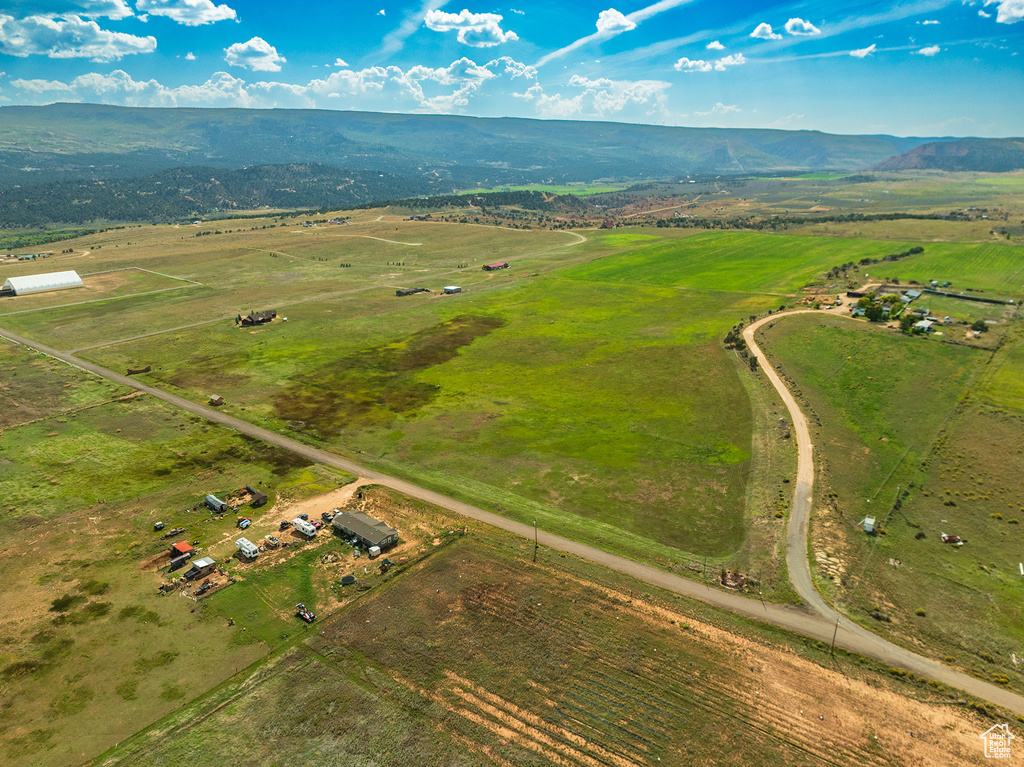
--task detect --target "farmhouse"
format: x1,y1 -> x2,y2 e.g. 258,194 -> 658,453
913,319 -> 935,333
183,557 -> 216,581
483,262 -> 509,271
1,270 -> 83,297
332,510 -> 398,551
241,310 -> 276,326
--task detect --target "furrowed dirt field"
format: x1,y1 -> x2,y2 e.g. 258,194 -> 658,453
104,533 -> 1003,766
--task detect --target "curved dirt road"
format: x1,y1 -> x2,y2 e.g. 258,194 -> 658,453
3,322 -> 1024,715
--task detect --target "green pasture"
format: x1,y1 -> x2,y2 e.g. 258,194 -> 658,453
560,231 -> 927,294
758,313 -> 1024,688
86,273 -> 772,561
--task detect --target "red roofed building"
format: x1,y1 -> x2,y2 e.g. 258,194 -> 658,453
171,541 -> 194,558
483,262 -> 509,271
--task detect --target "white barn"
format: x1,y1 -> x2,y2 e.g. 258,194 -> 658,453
3,270 -> 84,296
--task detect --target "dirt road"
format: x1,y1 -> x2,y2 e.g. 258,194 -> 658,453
4,322 -> 1024,715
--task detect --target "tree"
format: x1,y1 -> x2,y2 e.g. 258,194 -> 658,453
899,313 -> 915,332
865,304 -> 884,322
971,319 -> 988,333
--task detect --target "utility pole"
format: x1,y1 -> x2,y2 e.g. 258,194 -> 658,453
533,520 -> 538,563
830,616 -> 840,657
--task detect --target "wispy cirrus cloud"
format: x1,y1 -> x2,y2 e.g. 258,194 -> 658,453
850,43 -> 876,57
536,0 -> 696,67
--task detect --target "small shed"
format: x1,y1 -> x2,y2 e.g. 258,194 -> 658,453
170,541 -> 194,559
246,485 -> 268,507
205,494 -> 229,513
859,517 -> 877,534
235,537 -> 259,559
184,557 -> 217,581
483,262 -> 509,271
443,286 -> 462,294
209,394 -> 224,406
332,510 -> 398,550
292,518 -> 317,538
913,319 -> 935,333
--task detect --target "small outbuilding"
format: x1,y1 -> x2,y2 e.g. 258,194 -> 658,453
184,557 -> 217,581
332,510 -> 399,551
913,319 -> 935,333
209,394 -> 225,406
205,494 -> 229,513
859,517 -> 877,534
235,537 -> 259,559
247,485 -> 268,507
443,286 -> 462,294
170,541 -> 194,559
483,262 -> 509,271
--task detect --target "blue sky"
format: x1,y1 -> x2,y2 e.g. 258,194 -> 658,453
0,0 -> 1020,136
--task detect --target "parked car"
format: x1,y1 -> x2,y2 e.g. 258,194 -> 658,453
279,520 -> 292,531
321,511 -> 334,522
237,517 -> 252,529
311,519 -> 323,530
299,513 -> 309,520
295,603 -> 316,623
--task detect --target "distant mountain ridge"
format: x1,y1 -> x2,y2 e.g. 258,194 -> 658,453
0,103 -> 954,190
872,138 -> 1024,172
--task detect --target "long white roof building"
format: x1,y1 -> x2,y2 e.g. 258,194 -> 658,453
3,270 -> 83,295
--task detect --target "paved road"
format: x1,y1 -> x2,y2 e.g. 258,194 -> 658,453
4,321 -> 1024,716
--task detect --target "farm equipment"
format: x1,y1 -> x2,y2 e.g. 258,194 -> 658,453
379,558 -> 394,575
295,603 -> 316,623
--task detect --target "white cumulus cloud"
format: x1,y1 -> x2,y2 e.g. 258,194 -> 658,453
750,22 -> 781,39
674,52 -> 744,72
674,56 -> 711,72
332,57 -> 349,67
695,102 -> 739,116
705,40 -> 724,50
515,75 -> 668,120
185,51 -> 196,60
134,0 -> 236,26
0,14 -> 156,61
916,44 -> 940,56
424,9 -> 518,47
7,0 -> 133,19
595,8 -> 635,33
850,43 -> 876,58
378,8 -> 385,15
920,19 -> 940,24
7,56 -> 543,114
224,37 -> 286,71
985,0 -> 1024,23
714,53 -> 745,70
978,8 -> 992,17
784,17 -> 820,35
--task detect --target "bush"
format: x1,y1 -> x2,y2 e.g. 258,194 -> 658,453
914,608 -> 927,617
